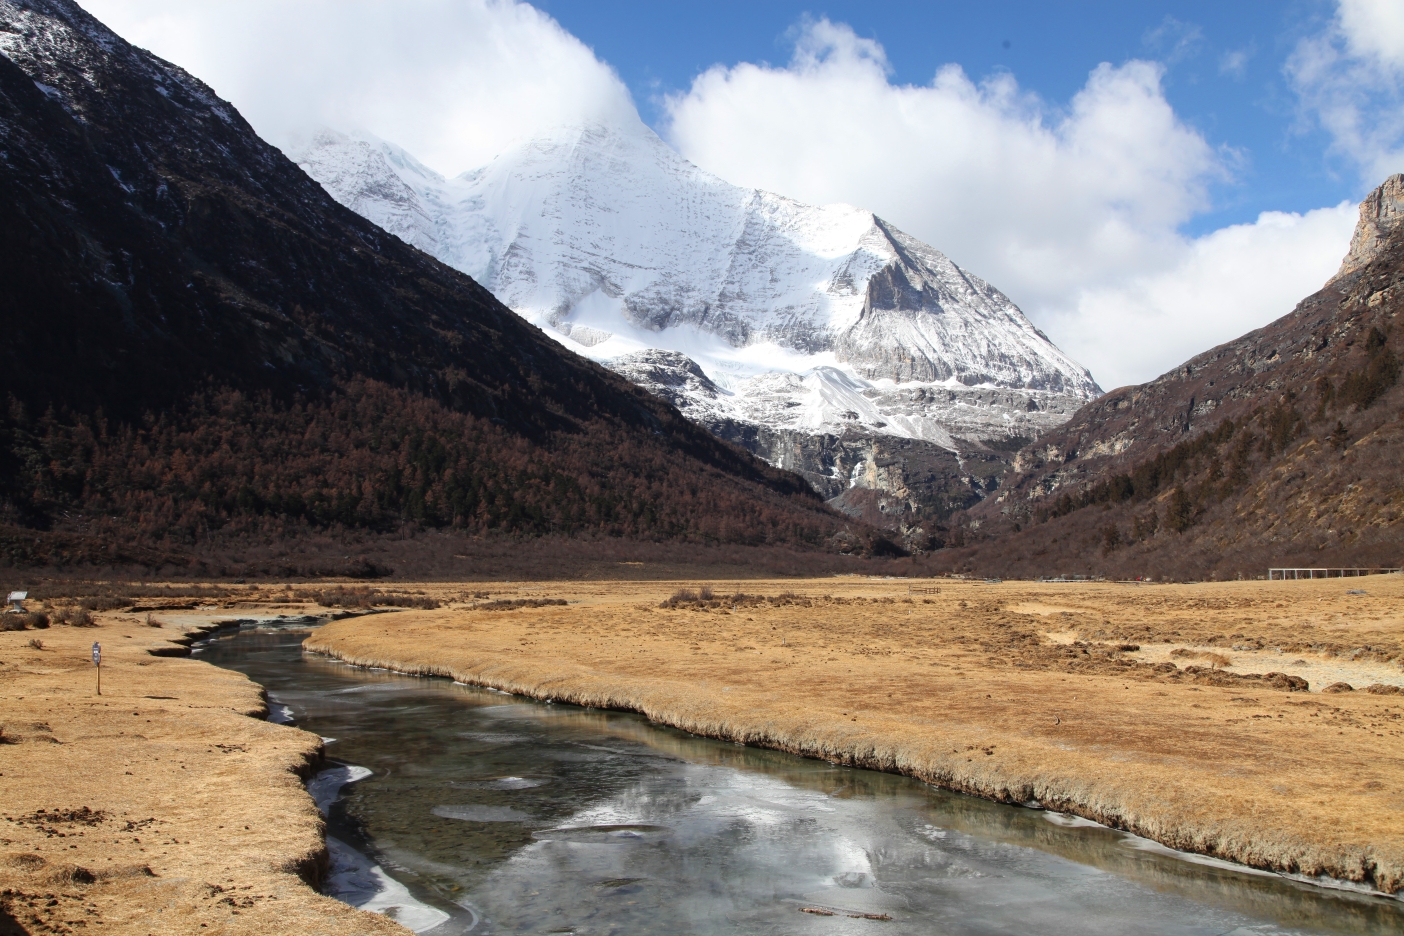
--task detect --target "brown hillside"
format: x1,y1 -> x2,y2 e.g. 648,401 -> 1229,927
935,176 -> 1404,580
0,1 -> 865,570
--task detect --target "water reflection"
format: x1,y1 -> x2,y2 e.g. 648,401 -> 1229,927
202,626 -> 1403,935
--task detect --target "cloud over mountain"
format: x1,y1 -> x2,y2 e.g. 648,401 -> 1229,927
87,1 -> 1360,390
662,18 -> 1355,389
82,0 -> 636,174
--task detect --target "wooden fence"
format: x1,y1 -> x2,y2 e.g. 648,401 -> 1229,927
1267,568 -> 1401,580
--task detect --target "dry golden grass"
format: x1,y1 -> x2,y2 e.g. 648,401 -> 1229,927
306,574 -> 1404,895
0,613 -> 407,935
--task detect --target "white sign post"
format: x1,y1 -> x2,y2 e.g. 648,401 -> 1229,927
92,642 -> 101,695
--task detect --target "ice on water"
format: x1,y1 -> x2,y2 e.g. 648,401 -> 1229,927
325,836 -> 450,934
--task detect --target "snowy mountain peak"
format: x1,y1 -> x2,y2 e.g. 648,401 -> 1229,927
294,117 -> 1101,525
294,118 -> 1096,401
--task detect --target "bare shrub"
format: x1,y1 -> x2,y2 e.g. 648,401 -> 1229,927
54,608 -> 95,627
476,598 -> 567,611
23,584 -> 226,606
660,588 -> 816,610
295,587 -> 440,610
1,615 -> 27,631
661,588 -> 699,608
78,596 -> 130,612
27,638 -> 44,650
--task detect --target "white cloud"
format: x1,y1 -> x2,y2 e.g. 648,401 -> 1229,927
1338,0 -> 1404,69
1064,205 -> 1357,389
665,21 -> 1216,311
1287,0 -> 1404,187
80,0 -> 634,174
1142,16 -> 1205,65
663,19 -> 1352,389
79,4 -> 1360,391
1219,46 -> 1253,79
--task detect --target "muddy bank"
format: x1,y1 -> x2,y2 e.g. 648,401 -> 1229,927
0,612 -> 408,935
305,576 -> 1404,897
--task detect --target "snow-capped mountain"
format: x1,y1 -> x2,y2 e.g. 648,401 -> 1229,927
294,120 -> 1100,527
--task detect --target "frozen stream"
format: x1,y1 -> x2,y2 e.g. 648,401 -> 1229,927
200,624 -> 1402,935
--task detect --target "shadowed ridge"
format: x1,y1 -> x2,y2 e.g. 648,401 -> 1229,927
0,0 -> 859,565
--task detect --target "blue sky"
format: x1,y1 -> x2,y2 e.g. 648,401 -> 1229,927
85,1 -> 1404,387
537,1 -> 1347,234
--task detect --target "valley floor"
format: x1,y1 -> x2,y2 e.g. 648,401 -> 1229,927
306,575 -> 1404,896
1,574 -> 1401,935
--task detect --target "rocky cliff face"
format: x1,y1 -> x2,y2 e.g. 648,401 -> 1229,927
1334,173 -> 1404,282
938,176 -> 1404,579
295,124 -> 1099,530
611,349 -> 1020,537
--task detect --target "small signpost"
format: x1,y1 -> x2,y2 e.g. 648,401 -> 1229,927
92,641 -> 101,695
7,591 -> 26,613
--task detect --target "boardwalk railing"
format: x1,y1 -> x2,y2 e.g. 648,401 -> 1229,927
1267,567 -> 1401,580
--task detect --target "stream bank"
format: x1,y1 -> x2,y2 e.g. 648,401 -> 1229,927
208,623 -> 1404,936
0,611 -> 409,935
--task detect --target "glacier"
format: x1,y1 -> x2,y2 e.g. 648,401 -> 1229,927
293,119 -> 1100,528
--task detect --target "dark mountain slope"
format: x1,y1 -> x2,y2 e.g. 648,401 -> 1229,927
935,176 -> 1404,580
0,0 -> 853,567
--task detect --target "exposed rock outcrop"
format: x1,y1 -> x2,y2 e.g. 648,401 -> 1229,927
1334,173 -> 1404,282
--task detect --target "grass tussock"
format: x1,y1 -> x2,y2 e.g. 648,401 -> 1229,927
1171,648 -> 1233,669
